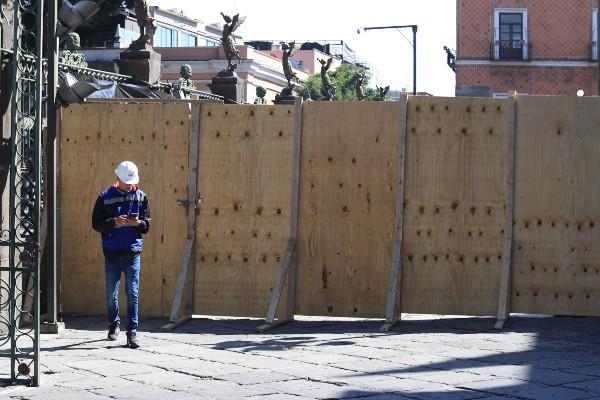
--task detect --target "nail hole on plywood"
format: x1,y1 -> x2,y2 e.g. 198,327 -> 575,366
433,255 -> 438,261
437,128 -> 442,134
516,291 -> 520,297
234,203 -> 240,211
497,106 -> 501,111
225,110 -> 229,115
252,231 -> 258,238
256,207 -> 263,215
214,208 -> 219,215
474,256 -> 479,263
466,106 -> 471,113
445,105 -> 449,111
216,132 -> 220,138
327,306 -> 333,313
422,255 -> 428,262
577,223 -> 581,230
214,256 -> 218,262
458,255 -> 464,262
342,206 -> 349,212
244,131 -> 250,138
448,228 -> 453,234
207,111 -> 212,116
462,128 -> 468,135
534,292 -> 538,297
430,105 -> 435,111
530,264 -> 535,271
435,207 -> 440,214
408,254 -> 413,262
470,206 -> 476,215
288,110 -> 292,114
427,230 -> 431,236
551,221 -> 556,227
262,255 -> 267,263
358,184 -> 362,188
557,129 -> 561,135
270,110 -> 274,115
446,254 -> 450,259
250,110 -> 255,116
416,105 -> 421,112
242,257 -> 248,263
584,267 -> 588,273
353,308 -> 358,313
590,221 -> 595,228
482,106 -> 487,112
352,158 -> 357,164
419,206 -> 425,214
338,182 -> 343,188
569,294 -> 573,299
451,202 -> 459,210
166,120 -> 170,125
485,256 -> 490,262
328,157 -> 333,162
524,221 -> 530,228
571,247 -> 575,252
417,230 -> 421,236
200,256 -> 205,262
276,208 -> 282,214
488,128 -> 493,135
411,127 -> 416,133
278,131 -> 283,137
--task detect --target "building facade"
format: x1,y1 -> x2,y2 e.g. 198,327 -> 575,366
456,0 -> 599,97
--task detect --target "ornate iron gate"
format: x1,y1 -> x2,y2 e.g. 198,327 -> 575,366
0,0 -> 44,386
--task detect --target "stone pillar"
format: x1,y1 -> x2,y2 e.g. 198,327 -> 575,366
208,70 -> 244,103
115,44 -> 161,83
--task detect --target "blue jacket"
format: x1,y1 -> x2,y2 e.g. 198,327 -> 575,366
92,185 -> 151,253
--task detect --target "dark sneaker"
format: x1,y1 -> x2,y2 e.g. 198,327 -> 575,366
107,323 -> 120,341
126,332 -> 139,349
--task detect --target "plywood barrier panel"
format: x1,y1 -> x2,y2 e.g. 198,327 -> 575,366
296,102 -> 400,318
402,97 -> 511,316
194,104 -> 295,317
512,96 -> 600,316
60,102 -> 189,316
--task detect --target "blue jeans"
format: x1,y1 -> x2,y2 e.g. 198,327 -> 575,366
104,253 -> 141,333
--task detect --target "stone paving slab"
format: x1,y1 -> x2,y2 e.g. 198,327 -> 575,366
1,315 -> 600,399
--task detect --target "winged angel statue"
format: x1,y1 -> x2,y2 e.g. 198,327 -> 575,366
221,12 -> 246,71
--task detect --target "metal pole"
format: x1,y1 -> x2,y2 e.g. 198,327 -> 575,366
46,0 -> 59,328
412,26 -> 417,95
597,3 -> 599,95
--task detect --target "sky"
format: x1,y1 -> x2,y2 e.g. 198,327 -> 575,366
148,0 -> 457,96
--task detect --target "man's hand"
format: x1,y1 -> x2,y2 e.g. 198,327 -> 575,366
127,216 -> 142,227
114,215 -> 131,227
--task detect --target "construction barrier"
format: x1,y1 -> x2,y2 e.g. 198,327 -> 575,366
59,96 -> 600,327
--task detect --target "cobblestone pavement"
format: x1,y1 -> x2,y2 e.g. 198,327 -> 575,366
1,314 -> 600,399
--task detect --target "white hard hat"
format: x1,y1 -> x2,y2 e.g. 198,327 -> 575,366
115,161 -> 139,185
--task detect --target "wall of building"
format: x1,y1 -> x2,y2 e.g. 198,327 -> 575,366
457,0 -> 600,96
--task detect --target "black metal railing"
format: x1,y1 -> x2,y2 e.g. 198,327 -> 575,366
489,41 -> 532,61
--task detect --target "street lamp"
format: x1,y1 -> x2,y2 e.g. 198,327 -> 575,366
358,24 -> 418,95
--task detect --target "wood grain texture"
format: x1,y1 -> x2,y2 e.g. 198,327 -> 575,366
60,102 -> 189,316
512,96 -> 600,316
401,97 -> 511,316
194,104 -> 295,317
296,102 -> 400,318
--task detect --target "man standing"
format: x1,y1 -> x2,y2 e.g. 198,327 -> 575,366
92,161 -> 150,349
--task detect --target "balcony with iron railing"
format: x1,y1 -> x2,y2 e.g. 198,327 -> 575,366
489,41 -> 532,61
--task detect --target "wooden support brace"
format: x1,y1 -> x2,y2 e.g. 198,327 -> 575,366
495,96 -> 517,330
160,314 -> 192,332
257,97 -> 303,332
380,95 -> 408,333
168,103 -> 201,325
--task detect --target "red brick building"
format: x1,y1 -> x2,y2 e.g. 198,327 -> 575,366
456,0 -> 599,97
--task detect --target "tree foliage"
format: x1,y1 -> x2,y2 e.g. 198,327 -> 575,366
296,63 -> 379,101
